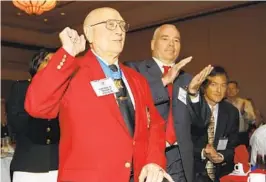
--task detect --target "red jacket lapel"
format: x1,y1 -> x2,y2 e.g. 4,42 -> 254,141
79,51 -> 132,138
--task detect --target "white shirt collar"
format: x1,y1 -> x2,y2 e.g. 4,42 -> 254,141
152,57 -> 175,73
208,103 -> 219,114
91,49 -> 119,68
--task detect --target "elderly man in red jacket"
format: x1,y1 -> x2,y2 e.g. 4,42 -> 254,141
25,7 -> 173,182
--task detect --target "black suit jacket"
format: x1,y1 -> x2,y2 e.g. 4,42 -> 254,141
125,59 -> 204,182
6,80 -> 60,172
191,98 -> 239,180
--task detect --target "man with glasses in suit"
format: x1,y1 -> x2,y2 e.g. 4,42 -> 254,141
25,7 -> 173,182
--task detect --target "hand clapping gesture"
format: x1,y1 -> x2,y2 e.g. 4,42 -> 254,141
162,56 -> 193,86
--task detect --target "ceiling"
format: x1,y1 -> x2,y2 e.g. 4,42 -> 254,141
1,1 -> 246,49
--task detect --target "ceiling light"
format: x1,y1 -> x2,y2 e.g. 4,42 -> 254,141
12,0 -> 57,15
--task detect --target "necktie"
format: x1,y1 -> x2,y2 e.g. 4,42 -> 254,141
163,66 -> 176,145
109,64 -> 135,137
206,107 -> 215,181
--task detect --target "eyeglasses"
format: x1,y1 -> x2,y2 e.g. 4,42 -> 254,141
90,19 -> 130,32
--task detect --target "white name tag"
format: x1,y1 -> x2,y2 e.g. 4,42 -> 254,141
217,138 -> 228,151
90,78 -> 119,96
178,87 -> 187,105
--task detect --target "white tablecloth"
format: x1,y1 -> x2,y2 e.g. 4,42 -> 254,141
1,156 -> 12,182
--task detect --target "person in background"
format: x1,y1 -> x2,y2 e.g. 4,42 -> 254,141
249,125 -> 266,166
226,81 -> 256,147
191,66 -> 239,182
6,49 -> 60,182
125,24 -> 213,182
1,99 -> 9,139
246,98 -> 265,127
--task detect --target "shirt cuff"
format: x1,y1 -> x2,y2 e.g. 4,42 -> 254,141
218,153 -> 224,161
201,149 -> 206,160
190,94 -> 200,103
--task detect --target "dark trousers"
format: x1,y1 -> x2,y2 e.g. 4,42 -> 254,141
238,132 -> 249,147
164,145 -> 187,182
193,172 -> 216,182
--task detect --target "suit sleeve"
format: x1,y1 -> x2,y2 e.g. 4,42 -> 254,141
6,82 -> 29,134
187,94 -> 210,128
25,48 -> 77,119
143,78 -> 166,169
124,61 -> 169,106
219,108 -> 239,163
147,78 -> 169,106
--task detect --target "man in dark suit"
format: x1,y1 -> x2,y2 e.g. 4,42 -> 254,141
6,50 -> 60,182
191,66 -> 239,182
125,24 -> 213,182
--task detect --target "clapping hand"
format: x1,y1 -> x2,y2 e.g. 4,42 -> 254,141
162,56 -> 192,86
204,144 -> 223,164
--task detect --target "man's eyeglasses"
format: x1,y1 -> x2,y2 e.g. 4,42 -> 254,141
90,19 -> 130,32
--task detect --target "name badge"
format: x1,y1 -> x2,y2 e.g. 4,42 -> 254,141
178,87 -> 187,105
217,138 -> 228,151
90,78 -> 118,96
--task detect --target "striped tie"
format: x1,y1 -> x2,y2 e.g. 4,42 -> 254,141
206,107 -> 215,181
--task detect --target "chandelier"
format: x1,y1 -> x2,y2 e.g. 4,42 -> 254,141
12,0 -> 57,15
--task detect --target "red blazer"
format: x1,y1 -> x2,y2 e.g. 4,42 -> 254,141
25,48 -> 166,182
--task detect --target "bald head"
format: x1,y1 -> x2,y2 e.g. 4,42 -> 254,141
83,7 -> 126,63
83,7 -> 123,30
151,24 -> 181,64
152,24 -> 179,40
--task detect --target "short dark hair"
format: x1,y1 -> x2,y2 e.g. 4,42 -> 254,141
29,49 -> 51,77
228,80 -> 239,88
202,66 -> 229,90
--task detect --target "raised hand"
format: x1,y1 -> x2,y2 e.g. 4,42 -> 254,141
59,27 -> 86,57
139,163 -> 174,182
162,56 -> 192,86
188,65 -> 213,94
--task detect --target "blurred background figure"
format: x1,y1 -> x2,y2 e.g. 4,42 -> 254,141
249,125 -> 266,168
226,81 -> 256,147
6,49 -> 60,182
1,98 -> 14,182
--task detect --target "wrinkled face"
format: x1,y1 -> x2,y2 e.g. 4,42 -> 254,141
37,53 -> 53,72
85,9 -> 126,55
227,83 -> 239,98
204,75 -> 228,105
152,25 -> 181,63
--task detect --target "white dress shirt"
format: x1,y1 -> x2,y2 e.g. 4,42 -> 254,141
92,50 -> 135,108
249,125 -> 266,165
153,57 -> 175,73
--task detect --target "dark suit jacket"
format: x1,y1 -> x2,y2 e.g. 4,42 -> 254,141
191,98 -> 239,180
6,80 -> 60,172
125,59 -> 202,182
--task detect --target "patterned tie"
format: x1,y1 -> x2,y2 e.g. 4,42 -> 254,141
163,66 -> 176,145
206,106 -> 215,181
109,64 -> 135,137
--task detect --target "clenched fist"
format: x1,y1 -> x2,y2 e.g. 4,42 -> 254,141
59,27 -> 86,57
